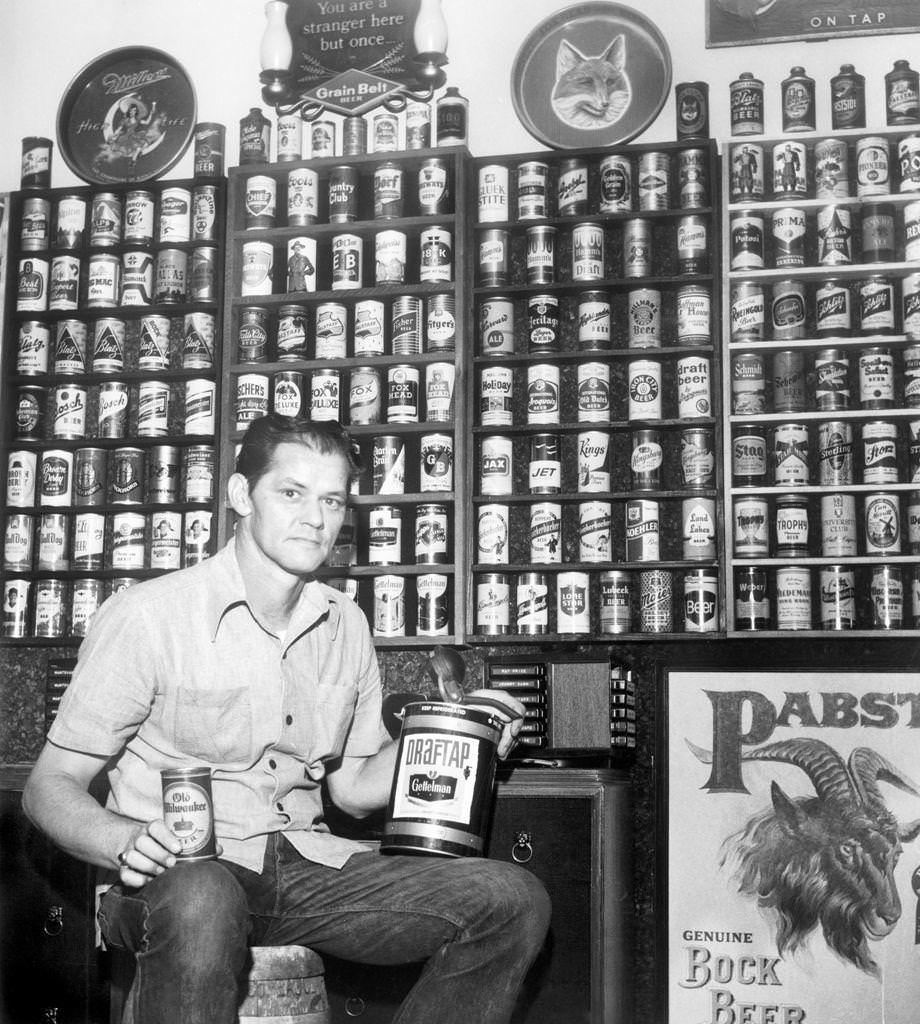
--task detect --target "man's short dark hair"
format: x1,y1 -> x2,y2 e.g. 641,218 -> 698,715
235,414 -> 363,489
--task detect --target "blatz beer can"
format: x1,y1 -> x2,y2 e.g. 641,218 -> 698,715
161,767 -> 217,861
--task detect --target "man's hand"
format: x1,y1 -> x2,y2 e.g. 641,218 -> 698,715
114,820 -> 183,888
466,689 -> 525,758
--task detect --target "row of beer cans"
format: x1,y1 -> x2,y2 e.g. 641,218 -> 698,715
322,574 -> 453,639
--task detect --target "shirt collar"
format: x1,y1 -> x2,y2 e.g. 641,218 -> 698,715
207,538 -> 342,643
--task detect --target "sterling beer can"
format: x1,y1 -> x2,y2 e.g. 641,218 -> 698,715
161,768 -> 216,861
818,420 -> 854,485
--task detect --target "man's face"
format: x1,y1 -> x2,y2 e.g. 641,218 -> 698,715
233,441 -> 349,578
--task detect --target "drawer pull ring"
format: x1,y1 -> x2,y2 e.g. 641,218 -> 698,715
43,905 -> 63,936
511,831 -> 533,863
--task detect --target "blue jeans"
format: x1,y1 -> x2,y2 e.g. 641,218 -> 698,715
98,832 -> 551,1024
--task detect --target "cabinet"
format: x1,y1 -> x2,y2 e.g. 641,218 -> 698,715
219,147 -> 471,645
722,128 -> 920,634
324,768 -> 632,1024
0,178 -> 226,644
468,142 -> 722,640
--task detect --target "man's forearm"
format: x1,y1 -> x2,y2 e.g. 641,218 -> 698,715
327,740 -> 399,818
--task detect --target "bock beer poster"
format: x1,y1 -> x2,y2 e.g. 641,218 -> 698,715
667,670 -> 920,1024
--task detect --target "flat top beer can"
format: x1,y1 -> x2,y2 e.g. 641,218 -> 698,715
730,143 -> 764,202
676,83 -> 709,141
161,767 -> 216,860
557,157 -> 588,216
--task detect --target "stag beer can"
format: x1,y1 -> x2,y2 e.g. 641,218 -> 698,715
623,218 -> 651,278
733,494 -> 769,557
856,136 -> 891,196
771,208 -> 806,268
577,291 -> 611,350
818,420 -> 854,485
123,189 -> 154,245
628,359 -> 662,420
419,433 -> 453,492
6,450 -> 37,507
862,421 -> 898,483
872,565 -> 903,628
420,226 -> 452,283
638,151 -> 669,210
55,195 -> 86,248
287,167 -> 319,226
773,422 -> 809,485
858,347 -> 895,407
415,504 -> 448,564
577,362 -> 610,422
2,580 -> 30,639
578,500 -> 611,563
730,212 -> 764,270
480,436 -> 513,495
639,569 -> 672,633
529,433 -> 561,494
772,349 -> 805,412
677,356 -> 711,418
731,352 -> 766,416
480,366 -> 513,426
814,138 -> 849,198
819,566 -> 856,630
517,161 -> 549,220
558,157 -> 589,215
477,164 -> 508,223
859,279 -> 896,335
480,296 -> 514,356
478,503 -> 509,564
684,570 -> 718,633
416,574 -> 449,637
775,565 -> 812,630
631,429 -> 661,490
600,571 -> 632,634
391,296 -> 422,355
160,767 -> 216,861
516,573 -> 549,636
815,280 -> 852,338
599,154 -> 632,211
772,141 -> 807,198
557,572 -> 590,634
821,492 -> 858,556
310,368 -> 340,422
735,567 -> 769,630
332,233 -> 363,289
527,363 -> 560,425
865,492 -> 901,554
372,436 -> 406,494
34,579 -> 67,639
529,502 -> 562,564
572,222 -> 604,280
578,429 -> 610,492
730,281 -> 765,342
625,498 -> 659,561
476,573 -> 510,635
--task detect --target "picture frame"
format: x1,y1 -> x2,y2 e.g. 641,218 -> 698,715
663,668 -> 920,1024
510,1 -> 672,150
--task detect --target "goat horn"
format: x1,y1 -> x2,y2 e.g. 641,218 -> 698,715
741,738 -> 859,805
848,747 -> 920,810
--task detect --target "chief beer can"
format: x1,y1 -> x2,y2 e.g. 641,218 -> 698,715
730,72 -> 764,135
516,573 -> 548,635
161,768 -> 216,861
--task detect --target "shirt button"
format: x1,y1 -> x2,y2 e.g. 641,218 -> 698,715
268,759 -> 277,770
285,714 -> 293,725
276,801 -> 284,812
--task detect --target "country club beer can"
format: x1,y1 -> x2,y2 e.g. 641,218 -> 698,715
161,768 -> 216,861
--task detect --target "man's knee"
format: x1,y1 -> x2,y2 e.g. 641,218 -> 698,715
467,860 -> 552,950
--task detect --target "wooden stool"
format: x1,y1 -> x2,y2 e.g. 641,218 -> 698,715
109,945 -> 330,1024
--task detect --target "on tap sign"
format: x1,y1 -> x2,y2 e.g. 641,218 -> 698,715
286,0 -> 423,114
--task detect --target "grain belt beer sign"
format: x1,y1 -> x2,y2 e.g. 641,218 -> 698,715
285,0 -> 424,114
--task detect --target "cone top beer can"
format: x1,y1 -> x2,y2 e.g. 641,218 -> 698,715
730,72 -> 764,136
886,60 -> 920,125
781,67 -> 816,133
831,65 -> 865,129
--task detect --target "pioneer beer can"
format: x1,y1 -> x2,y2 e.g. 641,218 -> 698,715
856,136 -> 891,196
529,502 -> 562,564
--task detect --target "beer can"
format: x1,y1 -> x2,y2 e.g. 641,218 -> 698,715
273,370 -> 304,419
631,429 -> 661,490
856,136 -> 891,196
73,513 -> 105,570
386,364 -> 419,423
772,141 -> 807,199
145,446 -> 180,505
372,111 -> 399,153
773,422 -> 809,485
817,205 -> 853,265
782,66 -> 816,132
416,574 -> 449,637
234,307 -> 267,363
329,166 -> 359,223
150,511 -> 182,570
684,570 -> 718,633
3,513 -> 34,570
191,184 -> 218,241
730,142 -> 764,202
821,492 -> 858,557
183,511 -> 212,566
16,321 -> 50,376
476,573 -> 509,636
310,368 -> 340,422
578,430 -> 610,492
517,161 -> 549,219
70,578 -> 105,636
415,504 -> 449,564
91,317 -> 125,373
15,384 -> 45,440
599,154 -> 632,212
2,580 -> 31,639
677,215 -> 708,274
479,366 -> 513,426
73,447 -> 107,510
368,506 -> 402,565
815,281 -> 852,338
40,450 -> 74,507
309,119 -> 335,158
184,379 -> 216,435
346,366 -> 379,426
424,363 -> 454,423
235,373 -> 269,428
153,248 -> 186,304
349,299 -> 384,357
908,490 -> 920,553
678,147 -> 709,208
887,60 -> 920,125
772,349 -> 805,412
909,419 -> 920,481
730,212 -> 764,271
904,343 -> 920,407
181,312 -> 214,370
405,99 -> 431,150
529,502 -> 562,564
814,138 -> 850,200
623,219 -> 651,277
858,347 -> 895,407
577,292 -> 611,350
161,767 -> 217,861
311,302 -> 345,359
477,504 -> 509,564
831,64 -> 866,130
730,281 -> 765,342
871,565 -> 903,628
865,492 -> 901,554
516,573 -> 549,636
904,200 -> 920,262
639,569 -> 672,633
529,433 -> 561,494
627,288 -> 661,349
578,500 -> 612,563
136,380 -> 170,437
771,207 -> 806,269
287,167 -> 319,226
391,296 -> 422,355
54,195 -> 86,249
16,256 -> 49,312
48,254 -> 80,311
274,304 -> 307,361
638,151 -> 670,210
86,253 -> 121,307
277,112 -> 303,160
480,296 -> 515,356
158,187 -> 191,242
374,230 -> 406,285
731,352 -> 766,416
525,225 -> 555,285
625,498 -> 659,561
862,203 -> 897,264
526,363 -> 560,425
571,222 -> 604,280
682,496 -> 717,560
627,359 -> 662,420
577,362 -> 610,423
418,157 -> 449,215
862,420 -> 898,485
817,420 -> 854,485
677,284 -> 711,345
819,566 -> 856,630
373,436 -> 406,494
241,240 -> 275,296
20,196 -> 50,251
111,511 -> 146,569
899,134 -> 920,192
97,381 -> 129,439
600,571 -> 632,634
775,494 -> 809,557
735,567 -> 769,630
52,320 -> 85,377
733,494 -> 769,557
775,565 -> 812,630
859,278 -> 896,335
426,293 -> 456,352
34,579 -> 67,639
477,164 -> 508,223
119,250 -> 154,306
420,226 -> 452,283
332,232 -> 363,290
90,193 -> 122,246
558,157 -> 588,216
677,355 -> 711,418
480,436 -> 513,495
730,72 -> 764,136
557,572 -> 590,635
420,433 -> 453,492
188,246 -> 217,301
528,295 -> 560,353
108,447 -> 145,505
6,450 -> 37,507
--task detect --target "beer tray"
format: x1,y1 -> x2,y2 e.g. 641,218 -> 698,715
56,46 -> 197,185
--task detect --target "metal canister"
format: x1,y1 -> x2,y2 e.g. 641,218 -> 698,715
111,510 -> 146,568
405,100 -> 430,151
627,359 -> 662,420
772,141 -> 807,199
677,284 -> 711,345
557,572 -> 591,635
16,321 -> 50,376
153,248 -> 187,304
820,566 -> 856,630
424,363 -> 454,423
865,492 -> 901,554
517,160 -> 549,220
374,229 -> 406,286
578,500 -> 611,563
904,343 -> 920,407
161,767 -> 217,861
831,64 -> 865,129
730,281 -> 765,342
600,571 -> 632,634
372,111 -> 399,152
818,420 -> 854,486
55,195 -> 86,248
862,202 -> 896,262
183,512 -> 211,567
415,504 -> 448,564
340,114 -> 364,156
240,240 -> 273,296
733,494 -> 769,557
821,493 -> 858,557
372,161 -> 404,220
529,433 -> 561,494
183,312 -> 215,369
34,579 -> 67,639
477,503 -> 509,564
516,573 -> 549,636
372,436 -> 405,494
814,138 -> 850,199
332,232 -> 363,289
190,247 -> 217,301
314,302 -> 347,358
781,67 -> 816,133
735,567 -> 769,630
859,279 -> 896,335
630,429 -> 661,490
120,250 -> 154,305
577,361 -> 611,423
677,215 -> 707,274
861,421 -> 898,484
51,382 -> 86,441
426,293 -> 456,352
773,422 -> 809,485
815,280 -> 852,338
856,136 -> 891,196
772,349 -> 805,412
348,366 -> 381,426
678,147 -> 709,208
1,579 -> 30,639
731,352 -> 766,415
109,447 -> 145,505
577,291 -> 611,350
391,297 -> 423,355
638,151 -> 670,211
329,166 -> 359,223
235,373 -> 269,429
817,205 -> 852,265
15,384 -> 45,439
69,578 -> 104,637
3,513 -> 34,571
682,496 -> 717,561
771,207 -> 806,268
730,72 -> 764,135
237,307 -> 268,363
418,157 -> 449,214
904,200 -> 920,262
273,370 -> 304,418
184,379 -> 216,436
368,506 -> 402,565
525,225 -> 555,285
6,450 -> 37,507
97,381 -> 129,439
92,317 -> 125,373
158,186 -> 192,242
72,513 -> 104,570
526,363 -> 560,425
416,573 -> 449,637
775,565 -> 812,630
730,211 -> 764,270
479,296 -> 514,355
623,218 -> 651,277
310,368 -> 340,422
150,511 -> 182,570
476,573 -> 510,636
74,448 -> 107,507
730,143 -> 764,201
90,192 -> 122,246
386,365 -> 420,423
625,498 -> 659,561
571,222 -> 604,281
480,366 -> 514,427
477,164 -> 508,223
351,299 -> 384,357
276,304 -> 308,360
638,570 -> 672,633
420,226 -> 452,283
419,433 -> 453,492
858,347 -> 895,407
480,435 -> 513,496
578,429 -> 610,492
48,254 -> 80,311
192,184 -> 218,241
677,355 -> 711,418
21,196 -> 50,250
529,502 -> 562,564
775,494 -> 809,557
287,167 -> 319,226
86,252 -> 121,307
557,157 -> 588,215
681,427 -> 715,488
684,570 -> 718,633
16,255 -> 48,312
871,566 -> 903,628
147,446 -> 180,504
886,59 -> 920,125
599,154 -> 632,212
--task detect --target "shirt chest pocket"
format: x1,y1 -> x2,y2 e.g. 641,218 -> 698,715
172,686 -> 253,765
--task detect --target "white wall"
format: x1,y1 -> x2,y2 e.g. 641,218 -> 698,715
0,0 -> 915,191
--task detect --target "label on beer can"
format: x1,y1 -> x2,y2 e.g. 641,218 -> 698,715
529,502 -> 561,563
477,504 -> 509,564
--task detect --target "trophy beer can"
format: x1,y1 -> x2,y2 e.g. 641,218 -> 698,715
731,352 -> 766,415
733,494 -> 769,557
161,768 -> 217,861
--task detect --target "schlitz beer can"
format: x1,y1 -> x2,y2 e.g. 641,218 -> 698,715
479,229 -> 509,287
818,420 -> 854,485
517,161 -> 549,220
372,436 -> 405,494
416,574 -> 449,637
730,212 -> 764,271
557,157 -> 588,216
572,222 -> 604,280
477,504 -> 509,563
905,273 -> 920,340
772,141 -> 807,199
773,422 -> 809,485
815,281 -> 852,338
814,138 -> 850,200
577,362 -> 610,422
677,356 -> 711,418
856,136 -> 891,196
17,256 -> 49,311
419,433 -> 453,492
730,281 -> 764,342
368,505 -> 402,565
600,571 -> 632,634
623,218 -> 651,277
731,352 -> 766,415
310,368 -> 340,422
862,420 -> 898,484
683,496 -> 717,560
735,567 -> 769,631
886,59 -> 920,125
150,511 -> 182,570
476,573 -> 509,635
386,364 -> 419,423
527,363 -> 560,424
684,570 -> 718,633
677,284 -> 711,345
577,291 -> 611,350
858,347 -> 895,407
628,359 -> 662,420
775,565 -> 812,630
819,566 -> 856,630
578,429 -> 610,492
97,381 -> 129,439
287,167 -> 319,226
681,428 -> 715,490
529,433 -> 561,494
7,450 -> 37,507
638,151 -> 670,211
415,504 -> 448,564
16,321 -> 50,376
599,154 -> 632,212
420,226 -> 452,283
480,296 -> 514,356
161,768 -> 216,861
557,572 -> 590,634
516,573 -> 549,635
821,493 -> 857,556
775,494 -> 809,556
20,196 -> 50,250
332,233 -> 363,290
55,195 -> 86,248
865,492 -> 901,554
771,207 -> 806,268
730,72 -> 764,135
243,175 -> 276,231
2,580 -> 30,639
831,64 -> 865,129
579,500 -> 611,563
147,446 -> 180,504
625,498 -> 659,561
772,349 -> 805,413
111,511 -> 146,568
34,579 -> 67,639
418,157 -> 449,214
274,370 -> 304,419
733,494 -> 769,557
3,513 -> 34,571
480,436 -> 513,495
639,569 -> 672,633
631,429 -> 661,490
70,577 -> 104,636
871,565 -> 903,628
529,502 -> 561,564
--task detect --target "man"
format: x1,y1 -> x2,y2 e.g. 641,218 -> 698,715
23,414 -> 550,1024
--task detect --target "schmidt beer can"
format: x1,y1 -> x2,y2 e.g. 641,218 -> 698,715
775,565 -> 812,630
516,573 -> 549,636
415,504 -> 448,564
480,435 -> 513,495
731,352 -> 766,415
373,436 -> 406,494
476,573 -> 510,635
821,492 -> 858,556
600,571 -> 632,634
529,433 -> 561,494
557,572 -> 591,634
161,768 -> 216,861
819,566 -> 856,630
684,570 -> 718,633
572,222 -> 604,280
599,154 -> 632,212
639,569 -> 672,633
